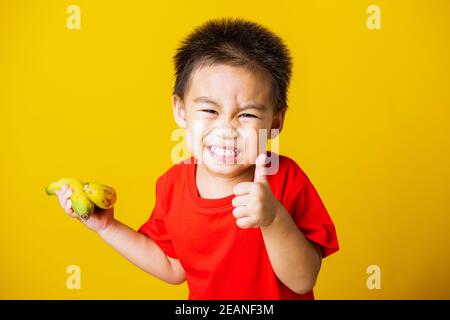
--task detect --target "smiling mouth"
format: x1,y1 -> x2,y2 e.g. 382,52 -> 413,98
206,145 -> 241,162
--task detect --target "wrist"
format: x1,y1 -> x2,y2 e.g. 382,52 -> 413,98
263,202 -> 285,228
98,219 -> 118,239
273,202 -> 286,225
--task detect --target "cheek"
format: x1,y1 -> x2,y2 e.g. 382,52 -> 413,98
238,128 -> 269,163
186,120 -> 209,152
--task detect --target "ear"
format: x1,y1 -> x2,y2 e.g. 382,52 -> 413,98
172,95 -> 187,129
270,108 -> 286,139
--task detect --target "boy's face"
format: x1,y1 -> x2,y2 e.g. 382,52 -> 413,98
172,63 -> 284,178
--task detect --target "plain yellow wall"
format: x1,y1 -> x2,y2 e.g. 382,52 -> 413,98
1,0 -> 449,299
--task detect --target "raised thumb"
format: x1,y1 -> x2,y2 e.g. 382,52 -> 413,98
254,153 -> 268,183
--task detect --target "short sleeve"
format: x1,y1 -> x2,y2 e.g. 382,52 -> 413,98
283,165 -> 339,258
138,177 -> 178,259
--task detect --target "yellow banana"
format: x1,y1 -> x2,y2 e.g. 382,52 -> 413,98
45,177 -> 84,195
83,182 -> 117,209
67,190 -> 95,220
45,177 -> 94,220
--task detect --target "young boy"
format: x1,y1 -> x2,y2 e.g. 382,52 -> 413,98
56,18 -> 339,300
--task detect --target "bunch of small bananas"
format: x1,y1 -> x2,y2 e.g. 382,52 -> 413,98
46,177 -> 117,220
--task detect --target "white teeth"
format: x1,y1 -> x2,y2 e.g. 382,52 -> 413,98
210,146 -> 237,157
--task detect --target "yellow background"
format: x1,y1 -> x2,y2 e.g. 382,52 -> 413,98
1,0 -> 449,299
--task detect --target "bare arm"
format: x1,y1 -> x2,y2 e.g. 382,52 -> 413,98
261,204 -> 322,294
99,219 -> 185,284
232,154 -> 322,295
56,184 -> 185,285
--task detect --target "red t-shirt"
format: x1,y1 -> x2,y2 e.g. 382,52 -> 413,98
138,154 -> 339,299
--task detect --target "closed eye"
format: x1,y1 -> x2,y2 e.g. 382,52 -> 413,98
239,113 -> 258,118
201,109 -> 218,115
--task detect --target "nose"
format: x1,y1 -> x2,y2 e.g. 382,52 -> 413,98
214,117 -> 239,140
215,128 -> 238,140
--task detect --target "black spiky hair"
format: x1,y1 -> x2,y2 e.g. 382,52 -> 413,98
173,18 -> 293,112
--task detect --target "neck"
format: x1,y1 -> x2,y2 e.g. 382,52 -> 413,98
196,164 -> 254,199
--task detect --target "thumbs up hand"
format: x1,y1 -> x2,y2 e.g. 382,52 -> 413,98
253,152 -> 269,184
232,153 -> 282,229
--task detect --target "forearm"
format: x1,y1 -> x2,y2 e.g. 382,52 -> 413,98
98,219 -> 182,284
261,205 -> 321,294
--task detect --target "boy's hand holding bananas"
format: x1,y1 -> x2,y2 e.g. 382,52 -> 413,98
46,177 -> 117,221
